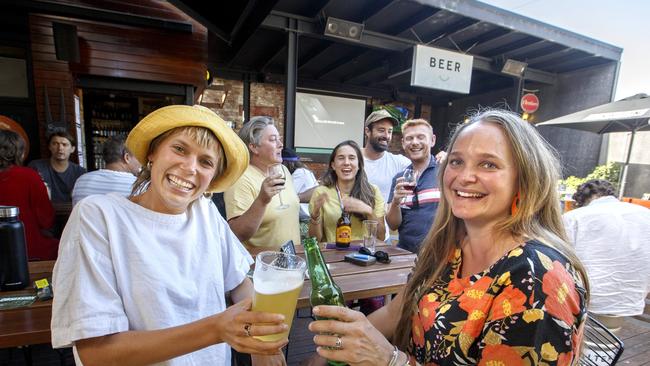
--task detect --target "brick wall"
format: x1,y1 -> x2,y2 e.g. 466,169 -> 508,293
201,78 -> 440,178
200,78 -> 285,135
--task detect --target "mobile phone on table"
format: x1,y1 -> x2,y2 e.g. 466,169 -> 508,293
344,253 -> 376,266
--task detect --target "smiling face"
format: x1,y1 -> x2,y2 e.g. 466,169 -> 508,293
402,124 -> 435,163
443,122 -> 518,226
331,144 -> 360,183
365,120 -> 394,152
251,125 -> 283,168
139,130 -> 219,214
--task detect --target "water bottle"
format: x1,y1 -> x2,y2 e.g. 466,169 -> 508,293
0,206 -> 30,291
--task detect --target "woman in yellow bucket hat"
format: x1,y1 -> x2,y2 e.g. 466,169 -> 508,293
51,105 -> 287,365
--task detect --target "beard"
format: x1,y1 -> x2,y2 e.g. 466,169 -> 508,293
369,138 -> 389,152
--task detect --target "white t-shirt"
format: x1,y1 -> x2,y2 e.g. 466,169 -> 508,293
51,193 -> 253,366
363,152 -> 410,202
563,196 -> 650,316
292,167 -> 318,219
71,169 -> 136,206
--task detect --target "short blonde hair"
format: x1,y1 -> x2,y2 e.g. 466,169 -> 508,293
401,118 -> 433,135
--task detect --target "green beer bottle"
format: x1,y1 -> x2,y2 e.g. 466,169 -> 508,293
303,237 -> 346,366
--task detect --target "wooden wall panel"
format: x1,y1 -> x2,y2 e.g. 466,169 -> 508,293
29,0 -> 208,157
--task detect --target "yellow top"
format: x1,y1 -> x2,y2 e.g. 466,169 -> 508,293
224,165 -> 301,250
309,185 -> 385,243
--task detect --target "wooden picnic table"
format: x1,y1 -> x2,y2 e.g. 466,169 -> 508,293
294,241 -> 415,308
0,244 -> 415,349
0,261 -> 54,349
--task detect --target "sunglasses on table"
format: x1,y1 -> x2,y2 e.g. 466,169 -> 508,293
358,247 -> 391,264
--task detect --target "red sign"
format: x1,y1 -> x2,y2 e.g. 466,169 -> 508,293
520,93 -> 540,113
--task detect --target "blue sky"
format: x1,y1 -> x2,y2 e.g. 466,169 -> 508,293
479,0 -> 648,99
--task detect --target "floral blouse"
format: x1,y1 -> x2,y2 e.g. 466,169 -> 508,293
408,240 -> 587,366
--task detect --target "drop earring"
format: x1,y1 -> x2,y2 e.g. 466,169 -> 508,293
511,192 -> 521,216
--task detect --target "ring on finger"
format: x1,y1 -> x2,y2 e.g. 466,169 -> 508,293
244,323 -> 252,337
334,335 -> 343,350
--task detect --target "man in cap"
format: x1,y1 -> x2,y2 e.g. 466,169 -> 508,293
362,109 -> 410,202
71,136 -> 142,206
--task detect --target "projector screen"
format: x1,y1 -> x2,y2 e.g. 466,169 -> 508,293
294,92 -> 366,155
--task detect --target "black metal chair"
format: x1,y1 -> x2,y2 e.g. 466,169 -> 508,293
579,313 -> 625,365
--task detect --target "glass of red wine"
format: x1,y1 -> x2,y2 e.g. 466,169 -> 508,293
400,168 -> 417,210
268,163 -> 289,210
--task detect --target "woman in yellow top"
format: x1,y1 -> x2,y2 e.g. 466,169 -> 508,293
309,140 -> 386,243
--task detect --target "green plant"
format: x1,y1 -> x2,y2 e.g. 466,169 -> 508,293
559,162 -> 622,192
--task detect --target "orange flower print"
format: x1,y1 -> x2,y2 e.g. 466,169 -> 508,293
557,352 -> 574,366
458,276 -> 494,314
448,277 -> 471,296
542,261 -> 581,326
489,285 -> 527,321
419,293 -> 441,331
411,313 -> 425,347
461,309 -> 487,338
478,344 -> 524,366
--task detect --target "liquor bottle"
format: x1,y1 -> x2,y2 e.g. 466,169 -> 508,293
303,237 -> 346,366
335,211 -> 352,248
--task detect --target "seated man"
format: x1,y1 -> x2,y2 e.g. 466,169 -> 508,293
386,119 -> 440,253
563,179 -> 650,329
28,128 -> 86,203
72,136 -> 141,206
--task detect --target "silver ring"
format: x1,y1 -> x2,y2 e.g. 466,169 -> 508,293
334,336 -> 343,350
244,323 -> 252,337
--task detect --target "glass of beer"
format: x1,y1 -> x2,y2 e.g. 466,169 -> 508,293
252,251 -> 306,341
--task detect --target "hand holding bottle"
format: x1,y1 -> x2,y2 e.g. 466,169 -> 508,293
309,305 -> 395,366
340,196 -> 372,217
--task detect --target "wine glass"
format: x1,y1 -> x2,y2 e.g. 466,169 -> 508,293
400,168 -> 417,210
268,163 -> 289,210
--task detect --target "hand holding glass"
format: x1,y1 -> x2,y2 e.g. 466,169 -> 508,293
362,220 -> 378,254
400,168 -> 417,209
268,163 -> 289,210
252,251 -> 306,341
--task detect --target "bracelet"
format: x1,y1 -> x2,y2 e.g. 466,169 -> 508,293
387,345 -> 399,366
400,351 -> 412,366
310,215 -> 321,224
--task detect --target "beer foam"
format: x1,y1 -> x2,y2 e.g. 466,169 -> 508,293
254,271 -> 304,295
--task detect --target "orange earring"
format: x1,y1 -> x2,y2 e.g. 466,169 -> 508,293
511,192 -> 521,216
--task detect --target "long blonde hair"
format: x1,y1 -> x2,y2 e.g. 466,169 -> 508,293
131,126 -> 225,196
394,109 -> 589,348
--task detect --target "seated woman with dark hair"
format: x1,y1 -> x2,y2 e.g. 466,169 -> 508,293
0,129 -> 58,260
308,140 -> 386,243
308,110 -> 588,366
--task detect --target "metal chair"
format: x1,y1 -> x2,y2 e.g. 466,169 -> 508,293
579,313 -> 625,365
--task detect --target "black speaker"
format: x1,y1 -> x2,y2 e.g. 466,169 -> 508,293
324,17 -> 363,42
52,22 -> 80,62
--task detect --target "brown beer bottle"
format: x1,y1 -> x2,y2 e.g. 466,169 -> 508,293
335,211 -> 352,248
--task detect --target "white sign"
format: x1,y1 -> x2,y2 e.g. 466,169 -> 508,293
411,45 -> 473,94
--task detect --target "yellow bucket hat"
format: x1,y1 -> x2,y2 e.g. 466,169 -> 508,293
126,105 -> 248,193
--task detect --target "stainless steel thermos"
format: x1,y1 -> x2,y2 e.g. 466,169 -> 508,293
0,206 -> 30,291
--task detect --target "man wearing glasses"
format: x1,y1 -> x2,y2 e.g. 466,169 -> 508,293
386,119 -> 440,254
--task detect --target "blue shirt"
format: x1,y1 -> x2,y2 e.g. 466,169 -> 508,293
388,156 -> 440,253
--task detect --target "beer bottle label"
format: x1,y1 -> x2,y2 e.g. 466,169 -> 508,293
336,226 -> 352,244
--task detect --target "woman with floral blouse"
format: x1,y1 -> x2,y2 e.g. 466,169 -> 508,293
308,109 -> 588,366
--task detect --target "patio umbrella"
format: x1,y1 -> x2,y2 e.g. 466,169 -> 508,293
536,93 -> 650,197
